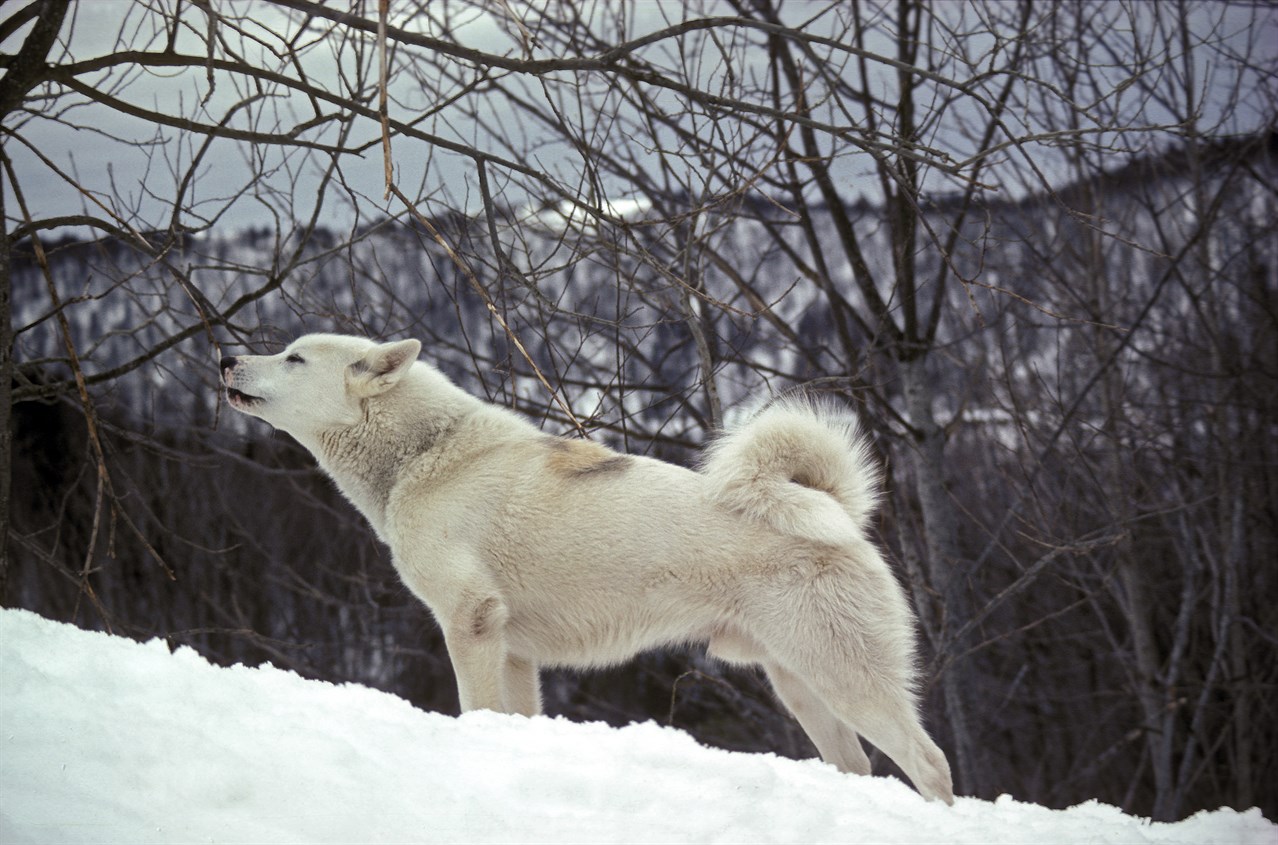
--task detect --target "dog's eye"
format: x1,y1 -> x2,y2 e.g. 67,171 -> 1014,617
286,353 -> 305,364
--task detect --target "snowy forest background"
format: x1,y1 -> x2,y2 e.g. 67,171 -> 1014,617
4,0 -> 1276,825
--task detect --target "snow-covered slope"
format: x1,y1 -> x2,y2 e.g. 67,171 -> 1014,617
1,609 -> 1271,844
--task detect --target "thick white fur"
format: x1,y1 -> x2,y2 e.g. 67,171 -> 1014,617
700,399 -> 881,546
220,334 -> 953,803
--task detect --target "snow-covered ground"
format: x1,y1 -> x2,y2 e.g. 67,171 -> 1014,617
1,609 -> 1271,845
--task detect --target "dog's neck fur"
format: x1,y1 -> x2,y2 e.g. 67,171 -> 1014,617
301,363 -> 474,540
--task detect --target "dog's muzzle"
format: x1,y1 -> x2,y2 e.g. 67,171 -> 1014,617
220,356 -> 263,408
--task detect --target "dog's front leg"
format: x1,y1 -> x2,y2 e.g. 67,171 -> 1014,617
502,655 -> 542,716
442,593 -> 512,713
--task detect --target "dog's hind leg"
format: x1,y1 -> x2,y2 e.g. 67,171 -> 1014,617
763,661 -> 871,776
805,671 -> 954,804
709,628 -> 871,775
849,694 -> 952,804
755,590 -> 954,802
706,627 -> 764,666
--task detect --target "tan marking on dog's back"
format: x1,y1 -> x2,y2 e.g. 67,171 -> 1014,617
544,437 -> 632,478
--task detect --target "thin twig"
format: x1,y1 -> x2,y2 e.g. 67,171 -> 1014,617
370,22 -> 586,437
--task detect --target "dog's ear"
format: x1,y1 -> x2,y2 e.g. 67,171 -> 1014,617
348,339 -> 422,397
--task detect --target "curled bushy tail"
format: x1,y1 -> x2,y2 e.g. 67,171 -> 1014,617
699,398 -> 881,546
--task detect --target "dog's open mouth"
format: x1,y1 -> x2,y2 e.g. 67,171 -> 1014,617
225,387 -> 264,408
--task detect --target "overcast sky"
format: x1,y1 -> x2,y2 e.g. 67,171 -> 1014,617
4,1 -> 1274,236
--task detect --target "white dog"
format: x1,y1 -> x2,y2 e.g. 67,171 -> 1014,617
220,333 -> 954,803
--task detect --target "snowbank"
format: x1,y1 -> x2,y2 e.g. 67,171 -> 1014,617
1,609 -> 1271,844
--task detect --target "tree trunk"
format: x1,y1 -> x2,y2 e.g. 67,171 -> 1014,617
900,356 -> 979,796
0,0 -> 70,612
0,174 -> 10,606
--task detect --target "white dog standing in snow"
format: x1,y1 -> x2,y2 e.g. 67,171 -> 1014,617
220,333 -> 954,803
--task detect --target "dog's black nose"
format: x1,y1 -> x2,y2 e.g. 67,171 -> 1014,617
220,356 -> 236,371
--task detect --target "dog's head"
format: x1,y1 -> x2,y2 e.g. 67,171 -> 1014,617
219,334 -> 422,436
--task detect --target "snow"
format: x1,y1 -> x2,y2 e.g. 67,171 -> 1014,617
521,196 -> 657,232
1,609 -> 1272,845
